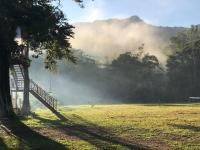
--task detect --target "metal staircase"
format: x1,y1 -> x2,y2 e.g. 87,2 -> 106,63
30,79 -> 57,111
10,65 -> 24,91
10,65 -> 58,112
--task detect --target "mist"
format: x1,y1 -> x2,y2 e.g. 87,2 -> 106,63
71,16 -> 184,64
29,58 -> 105,106
28,17 -> 186,106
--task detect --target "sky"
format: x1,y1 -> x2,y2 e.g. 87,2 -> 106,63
60,0 -> 200,27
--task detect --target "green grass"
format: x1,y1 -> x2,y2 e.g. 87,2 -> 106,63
0,103 -> 200,150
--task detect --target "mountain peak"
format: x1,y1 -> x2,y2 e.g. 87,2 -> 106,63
128,16 -> 143,23
91,16 -> 144,25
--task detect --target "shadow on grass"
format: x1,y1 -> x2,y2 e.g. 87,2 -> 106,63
0,137 -> 9,150
170,124 -> 200,132
143,103 -> 189,107
0,117 -> 67,150
141,103 -> 200,107
32,112 -> 149,150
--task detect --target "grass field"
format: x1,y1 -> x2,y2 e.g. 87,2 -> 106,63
0,104 -> 200,150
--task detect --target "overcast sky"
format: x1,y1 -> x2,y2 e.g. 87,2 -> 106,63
60,0 -> 200,27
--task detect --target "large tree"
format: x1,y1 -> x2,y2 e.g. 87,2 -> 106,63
167,26 -> 200,99
0,0 -> 83,117
109,46 -> 164,101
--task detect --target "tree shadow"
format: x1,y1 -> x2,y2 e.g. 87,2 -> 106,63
32,112 -> 149,150
142,103 -> 200,107
0,118 -> 67,150
170,124 -> 200,132
0,137 -> 9,150
141,104 -> 187,107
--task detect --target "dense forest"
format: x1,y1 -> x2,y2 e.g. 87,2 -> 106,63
29,26 -> 200,104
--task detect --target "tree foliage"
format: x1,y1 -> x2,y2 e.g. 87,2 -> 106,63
0,0 -> 81,117
31,25 -> 200,104
0,0 -> 83,68
56,47 -> 165,103
167,26 -> 200,99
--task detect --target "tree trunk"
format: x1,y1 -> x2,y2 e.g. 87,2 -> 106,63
21,43 -> 30,116
0,49 -> 13,118
21,66 -> 30,116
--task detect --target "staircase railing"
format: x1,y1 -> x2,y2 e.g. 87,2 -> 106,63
10,64 -> 58,111
30,79 -> 57,110
10,65 -> 24,90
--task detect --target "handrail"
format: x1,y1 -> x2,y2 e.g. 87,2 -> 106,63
11,64 -> 58,111
30,79 -> 57,110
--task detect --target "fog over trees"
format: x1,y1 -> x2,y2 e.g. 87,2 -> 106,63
29,26 -> 200,105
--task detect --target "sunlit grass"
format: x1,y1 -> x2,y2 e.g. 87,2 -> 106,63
1,103 -> 200,149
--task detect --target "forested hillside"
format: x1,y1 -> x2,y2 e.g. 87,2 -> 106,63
29,18 -> 200,104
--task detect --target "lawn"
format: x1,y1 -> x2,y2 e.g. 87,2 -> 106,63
0,104 -> 200,150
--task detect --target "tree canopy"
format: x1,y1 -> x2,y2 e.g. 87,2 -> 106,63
1,0 -> 83,68
0,0 -> 82,117
167,26 -> 200,99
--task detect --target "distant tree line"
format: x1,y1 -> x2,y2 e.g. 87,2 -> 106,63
166,25 -> 200,101
32,26 -> 200,103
